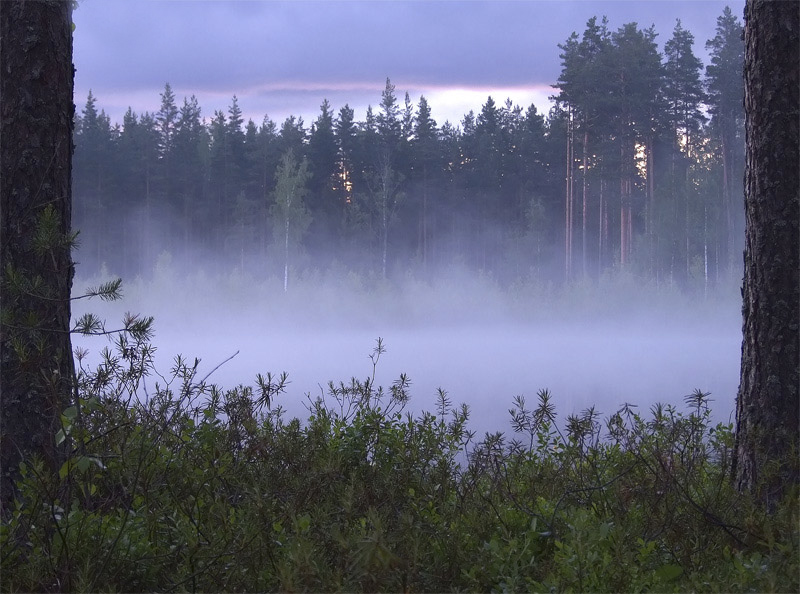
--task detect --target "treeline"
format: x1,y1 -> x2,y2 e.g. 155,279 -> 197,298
73,8 -> 744,289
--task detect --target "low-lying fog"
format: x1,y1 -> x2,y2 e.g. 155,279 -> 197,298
72,261 -> 742,436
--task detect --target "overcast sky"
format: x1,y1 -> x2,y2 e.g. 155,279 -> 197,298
73,0 -> 744,130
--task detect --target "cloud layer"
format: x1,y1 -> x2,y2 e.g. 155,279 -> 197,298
73,1 -> 743,127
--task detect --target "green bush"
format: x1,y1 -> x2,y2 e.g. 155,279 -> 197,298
2,332 -> 797,592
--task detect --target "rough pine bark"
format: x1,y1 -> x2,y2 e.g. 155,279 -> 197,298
734,0 -> 799,509
1,0 -> 75,512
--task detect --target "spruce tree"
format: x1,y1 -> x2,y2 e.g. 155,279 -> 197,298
307,99 -> 340,255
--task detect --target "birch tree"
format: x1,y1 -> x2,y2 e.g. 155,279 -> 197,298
271,150 -> 311,291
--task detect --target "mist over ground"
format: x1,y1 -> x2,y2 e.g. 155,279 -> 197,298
72,247 -> 742,437
67,4 -> 748,439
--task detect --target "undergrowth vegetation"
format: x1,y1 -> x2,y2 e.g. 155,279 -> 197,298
2,328 -> 797,592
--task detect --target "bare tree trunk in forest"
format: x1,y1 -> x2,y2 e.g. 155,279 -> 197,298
721,134 -> 736,275
734,0 -> 799,510
620,173 -> 631,267
1,0 -> 75,513
703,206 -> 709,299
422,163 -> 428,273
598,176 -> 605,276
284,217 -> 290,292
620,198 -> 626,266
685,166 -> 691,282
144,164 -> 152,274
380,170 -> 390,280
564,106 -> 574,281
619,137 -> 632,268
262,150 -> 270,262
627,196 -> 633,262
184,197 -> 191,266
646,139 -> 655,277
582,129 -> 588,279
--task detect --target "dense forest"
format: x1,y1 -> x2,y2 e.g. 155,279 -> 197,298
73,8 -> 744,290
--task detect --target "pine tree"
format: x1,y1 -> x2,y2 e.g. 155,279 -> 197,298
1,0 -> 75,512
136,112 -> 161,270
706,6 -> 745,275
335,104 -> 358,206
412,96 -> 439,269
155,83 -> 179,230
256,116 -> 281,259
576,18 -> 613,277
554,31 -> 581,279
376,78 -> 402,166
518,103 -> 556,277
473,96 -> 506,271
663,19 -> 707,283
610,22 -> 664,268
115,107 -> 141,273
243,118 -> 262,202
664,20 -> 706,152
735,0 -> 799,510
208,110 -> 230,249
156,82 -> 179,159
307,99 -> 340,256
278,115 -> 306,158
73,91 -> 114,264
173,95 -> 209,256
226,95 -> 247,203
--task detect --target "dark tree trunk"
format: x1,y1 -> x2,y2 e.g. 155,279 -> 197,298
1,0 -> 75,513
734,0 -> 799,509
564,106 -> 574,281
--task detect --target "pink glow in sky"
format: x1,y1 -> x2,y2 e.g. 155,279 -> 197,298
73,0 -> 743,127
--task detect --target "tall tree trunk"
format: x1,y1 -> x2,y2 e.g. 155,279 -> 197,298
382,200 -> 388,280
144,163 -> 152,274
564,106 -> 574,281
721,131 -> 737,276
703,205 -> 709,299
598,176 -> 605,276
619,138 -> 633,268
685,164 -> 691,282
422,163 -> 428,273
1,0 -> 75,513
284,217 -> 290,292
646,139 -> 655,277
581,128 -> 588,279
734,0 -> 799,510
620,173 -> 632,266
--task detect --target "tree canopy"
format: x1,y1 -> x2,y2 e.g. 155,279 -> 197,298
72,12 -> 744,291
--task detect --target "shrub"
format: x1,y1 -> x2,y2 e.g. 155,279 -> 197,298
2,330 -> 797,592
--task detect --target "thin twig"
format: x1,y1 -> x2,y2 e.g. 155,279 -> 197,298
195,350 -> 240,388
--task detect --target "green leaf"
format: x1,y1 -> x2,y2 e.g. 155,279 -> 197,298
655,564 -> 683,582
59,459 -> 73,480
63,405 -> 78,420
76,456 -> 92,473
84,396 -> 103,412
